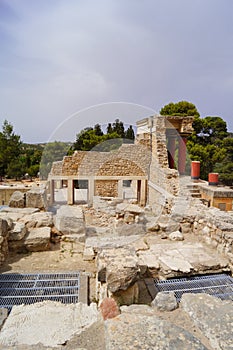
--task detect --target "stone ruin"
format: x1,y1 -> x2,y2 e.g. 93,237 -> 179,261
0,114 -> 232,349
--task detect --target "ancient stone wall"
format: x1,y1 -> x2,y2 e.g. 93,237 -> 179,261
193,211 -> 233,271
50,144 -> 151,178
95,180 -> 118,197
177,206 -> 233,272
143,116 -> 179,213
0,218 -> 9,265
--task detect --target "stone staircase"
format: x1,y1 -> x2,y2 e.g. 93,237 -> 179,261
186,184 -> 202,199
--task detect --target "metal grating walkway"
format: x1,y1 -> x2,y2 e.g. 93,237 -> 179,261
154,273 -> 233,302
0,272 -> 80,311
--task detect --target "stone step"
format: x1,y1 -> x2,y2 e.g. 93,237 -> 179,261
191,193 -> 202,198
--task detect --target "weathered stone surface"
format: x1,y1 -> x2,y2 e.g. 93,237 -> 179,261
0,218 -> 9,265
8,191 -> 25,208
0,218 -> 9,238
157,215 -> 180,233
181,222 -> 192,234
138,241 -> 230,278
116,202 -> 144,215
146,221 -> 160,232
169,230 -> 184,241
20,212 -> 53,229
55,205 -> 86,235
0,301 -> 99,348
159,254 -> 193,273
0,308 -> 8,330
99,297 -> 120,320
85,235 -> 144,250
113,221 -> 146,236
24,227 -> 51,252
105,311 -> 208,350
0,213 -> 16,228
8,222 -> 27,241
83,246 -> 95,260
25,187 -> 47,209
180,293 -> 233,350
97,247 -> 139,293
1,207 -> 39,215
151,291 -> 178,311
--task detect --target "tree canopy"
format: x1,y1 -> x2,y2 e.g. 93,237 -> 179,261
160,101 -> 200,118
0,120 -> 22,180
40,141 -> 71,179
73,121 -> 135,152
187,116 -> 230,181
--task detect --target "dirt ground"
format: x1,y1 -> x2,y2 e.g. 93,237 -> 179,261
0,241 -> 97,302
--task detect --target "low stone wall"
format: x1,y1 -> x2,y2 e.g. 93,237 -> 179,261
192,209 -> 233,271
0,187 -> 29,206
176,205 -> 233,272
0,218 -> 9,265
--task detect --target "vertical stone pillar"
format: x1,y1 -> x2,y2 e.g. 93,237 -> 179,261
49,180 -> 55,205
56,180 -> 63,189
131,180 -> 138,200
178,137 -> 187,175
167,136 -> 176,169
88,177 -> 95,206
67,179 -> 74,205
118,180 -> 123,199
139,179 -> 147,206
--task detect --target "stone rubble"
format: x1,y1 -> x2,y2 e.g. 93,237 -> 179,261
8,191 -> 25,208
151,291 -> 178,311
0,294 -> 232,349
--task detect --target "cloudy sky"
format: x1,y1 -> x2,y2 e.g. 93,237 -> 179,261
0,0 -> 233,143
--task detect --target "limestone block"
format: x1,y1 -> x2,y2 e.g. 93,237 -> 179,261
159,254 -> 193,274
147,221 -> 160,232
24,227 -> 51,252
169,231 -> 184,241
113,221 -> 146,236
25,187 -> 47,209
0,218 -> 9,237
8,222 -> 27,241
83,246 -> 95,261
0,218 -> 9,265
180,293 -> 233,350
202,226 -> 210,235
157,215 -> 180,233
137,251 -> 160,276
151,291 -> 178,311
0,301 -> 99,348
8,191 -> 25,208
116,202 -> 144,215
20,212 -> 53,229
105,310 -> 207,349
97,247 -> 139,293
1,207 -> 39,215
181,222 -> 192,234
55,205 -> 86,235
0,308 -> 8,330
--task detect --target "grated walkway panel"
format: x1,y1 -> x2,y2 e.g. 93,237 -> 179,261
0,272 -> 80,311
154,273 -> 233,302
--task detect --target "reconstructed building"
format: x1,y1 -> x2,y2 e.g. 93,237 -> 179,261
48,114 -> 194,211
